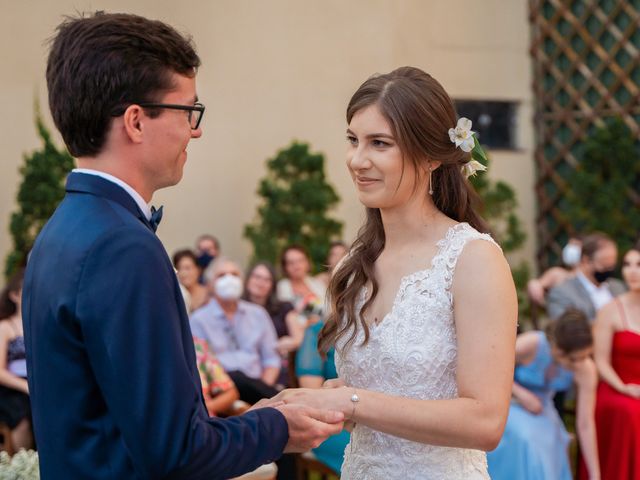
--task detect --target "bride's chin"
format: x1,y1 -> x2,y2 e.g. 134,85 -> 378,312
357,194 -> 384,209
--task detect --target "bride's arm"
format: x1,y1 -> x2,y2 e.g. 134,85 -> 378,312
279,239 -> 517,451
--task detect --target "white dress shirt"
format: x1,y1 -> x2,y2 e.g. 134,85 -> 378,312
576,271 -> 614,311
72,168 -> 152,220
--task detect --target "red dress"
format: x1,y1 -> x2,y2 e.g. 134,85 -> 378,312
594,301 -> 640,479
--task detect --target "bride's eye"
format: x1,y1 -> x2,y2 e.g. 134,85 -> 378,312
372,139 -> 390,148
346,135 -> 358,146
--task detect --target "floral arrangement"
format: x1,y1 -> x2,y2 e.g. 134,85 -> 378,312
448,117 -> 489,178
0,449 -> 39,479
295,294 -> 324,326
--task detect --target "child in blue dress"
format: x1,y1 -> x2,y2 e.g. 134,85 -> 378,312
488,308 -> 600,479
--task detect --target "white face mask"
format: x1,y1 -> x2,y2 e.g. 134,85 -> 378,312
214,274 -> 243,301
562,244 -> 582,267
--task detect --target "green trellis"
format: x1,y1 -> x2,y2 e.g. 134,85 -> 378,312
529,0 -> 640,269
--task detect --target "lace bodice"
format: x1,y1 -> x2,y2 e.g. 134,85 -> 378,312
335,223 -> 499,479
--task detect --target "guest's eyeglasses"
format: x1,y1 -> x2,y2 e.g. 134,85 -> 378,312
138,102 -> 205,130
111,102 -> 206,130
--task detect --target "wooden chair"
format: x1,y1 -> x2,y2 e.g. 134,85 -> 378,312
296,452 -> 339,480
287,350 -> 299,388
0,422 -> 14,455
231,462 -> 277,480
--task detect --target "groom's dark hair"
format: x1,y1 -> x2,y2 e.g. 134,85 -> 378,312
46,11 -> 200,158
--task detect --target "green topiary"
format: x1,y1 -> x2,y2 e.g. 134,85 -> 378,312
563,118 -> 640,254
244,141 -> 343,272
5,108 -> 74,278
469,155 -> 526,254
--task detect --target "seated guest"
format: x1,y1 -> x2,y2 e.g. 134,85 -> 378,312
487,308 -> 600,480
547,232 -> 625,322
193,337 -> 239,416
277,245 -> 326,326
295,321 -> 350,474
244,262 -> 305,356
315,241 -> 349,288
592,242 -> 640,479
172,249 -> 210,312
527,236 -> 581,306
194,234 -> 220,272
0,269 -> 33,450
190,258 -> 281,403
243,262 -> 305,386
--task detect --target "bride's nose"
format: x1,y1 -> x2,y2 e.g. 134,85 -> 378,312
347,146 -> 372,171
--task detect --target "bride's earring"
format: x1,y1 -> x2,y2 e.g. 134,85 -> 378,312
428,163 -> 434,196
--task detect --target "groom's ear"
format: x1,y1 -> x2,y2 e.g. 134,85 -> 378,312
122,105 -> 145,144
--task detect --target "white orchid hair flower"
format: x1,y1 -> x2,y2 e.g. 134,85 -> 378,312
461,160 -> 487,179
448,117 -> 475,153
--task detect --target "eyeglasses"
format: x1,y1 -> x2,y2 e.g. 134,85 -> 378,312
111,102 -> 205,130
138,102 -> 205,130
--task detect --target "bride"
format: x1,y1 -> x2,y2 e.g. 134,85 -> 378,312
276,66 -> 517,479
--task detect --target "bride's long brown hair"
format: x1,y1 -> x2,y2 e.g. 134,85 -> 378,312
318,66 -> 490,355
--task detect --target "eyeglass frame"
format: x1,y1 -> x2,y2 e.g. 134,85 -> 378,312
138,102 -> 205,130
111,102 -> 205,130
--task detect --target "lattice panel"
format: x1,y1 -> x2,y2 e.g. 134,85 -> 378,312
529,0 -> 640,269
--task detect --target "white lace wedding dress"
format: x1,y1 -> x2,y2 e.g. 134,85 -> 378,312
335,223 -> 498,480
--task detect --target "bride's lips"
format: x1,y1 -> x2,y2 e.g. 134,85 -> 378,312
355,176 -> 380,187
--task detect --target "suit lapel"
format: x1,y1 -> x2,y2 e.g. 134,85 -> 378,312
65,172 -> 155,231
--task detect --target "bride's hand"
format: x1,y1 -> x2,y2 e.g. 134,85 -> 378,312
247,398 -> 285,411
273,387 -> 352,417
323,378 -> 346,389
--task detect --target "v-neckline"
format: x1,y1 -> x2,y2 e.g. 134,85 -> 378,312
361,222 -> 465,330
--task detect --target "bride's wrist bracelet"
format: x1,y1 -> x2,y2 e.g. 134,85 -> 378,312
350,389 -> 360,421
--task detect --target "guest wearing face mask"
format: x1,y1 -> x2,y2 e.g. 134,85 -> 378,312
547,233 -> 626,322
527,237 -> 582,307
190,257 -> 281,404
194,234 -> 220,279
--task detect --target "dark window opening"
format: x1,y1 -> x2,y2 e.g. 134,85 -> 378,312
454,100 -> 518,150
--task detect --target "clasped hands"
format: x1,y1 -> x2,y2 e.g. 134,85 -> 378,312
249,378 -> 354,453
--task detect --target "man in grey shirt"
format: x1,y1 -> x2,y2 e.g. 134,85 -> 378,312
547,232 -> 626,321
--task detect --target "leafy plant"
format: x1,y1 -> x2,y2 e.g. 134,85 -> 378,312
5,108 -> 74,278
469,146 -> 526,254
469,144 -> 529,321
563,118 -> 640,254
244,142 -> 343,272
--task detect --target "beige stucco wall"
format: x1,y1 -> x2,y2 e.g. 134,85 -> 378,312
0,0 -> 536,273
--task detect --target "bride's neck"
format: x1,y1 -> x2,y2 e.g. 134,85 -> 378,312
380,198 -> 443,250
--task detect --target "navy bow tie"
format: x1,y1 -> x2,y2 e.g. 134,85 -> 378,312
150,205 -> 163,232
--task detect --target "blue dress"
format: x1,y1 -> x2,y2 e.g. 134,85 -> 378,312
487,332 -> 574,480
296,322 -> 350,474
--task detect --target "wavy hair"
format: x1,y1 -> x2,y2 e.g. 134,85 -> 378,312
318,66 -> 489,354
0,269 -> 24,320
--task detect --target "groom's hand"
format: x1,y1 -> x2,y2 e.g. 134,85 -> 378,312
276,404 -> 344,453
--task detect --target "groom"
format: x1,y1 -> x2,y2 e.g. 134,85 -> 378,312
23,12 -> 343,479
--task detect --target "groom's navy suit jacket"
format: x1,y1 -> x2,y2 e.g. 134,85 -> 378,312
23,172 -> 288,479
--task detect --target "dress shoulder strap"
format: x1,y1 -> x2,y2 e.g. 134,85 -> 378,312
615,298 -> 630,330
437,223 -> 501,291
